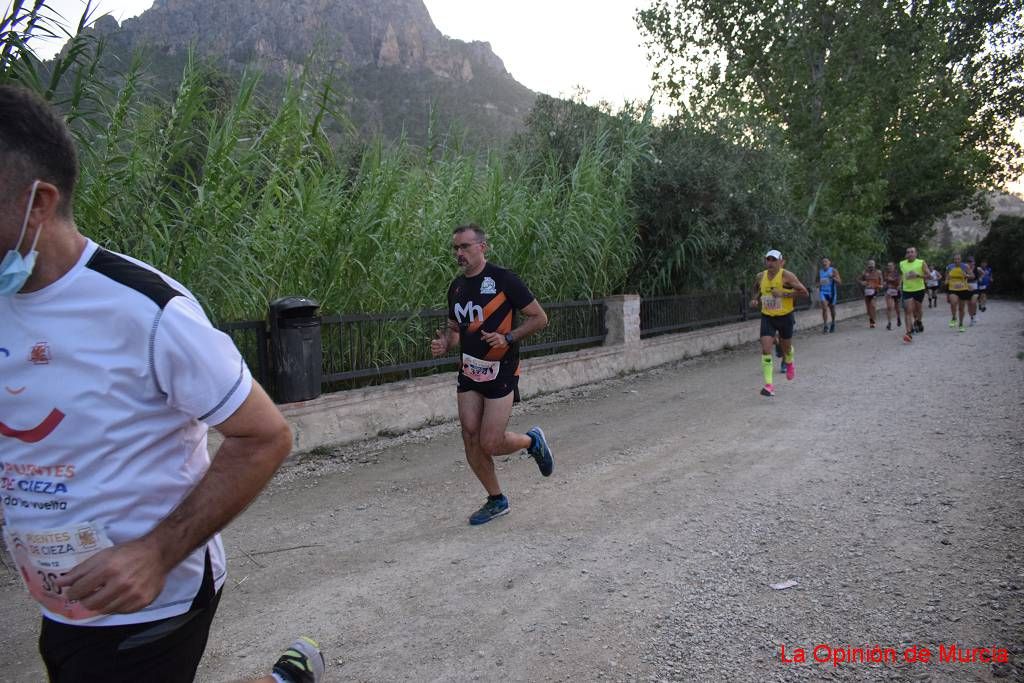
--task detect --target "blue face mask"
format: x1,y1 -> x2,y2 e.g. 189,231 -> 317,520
0,180 -> 42,296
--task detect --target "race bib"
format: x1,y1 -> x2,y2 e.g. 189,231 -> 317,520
968,281 -> 978,291
760,294 -> 782,312
886,288 -> 899,297
864,288 -> 875,296
461,354 -> 500,383
4,521 -> 113,622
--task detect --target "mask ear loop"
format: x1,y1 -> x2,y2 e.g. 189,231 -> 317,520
16,180 -> 42,254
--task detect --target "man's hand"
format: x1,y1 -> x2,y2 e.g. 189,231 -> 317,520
56,537 -> 168,614
480,330 -> 508,348
430,327 -> 449,357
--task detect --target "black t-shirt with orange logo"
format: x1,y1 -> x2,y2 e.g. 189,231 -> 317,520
447,262 -> 535,381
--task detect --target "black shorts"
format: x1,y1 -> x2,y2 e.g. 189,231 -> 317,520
926,285 -> 939,291
39,557 -> 220,683
457,374 -> 520,403
950,290 -> 973,301
901,290 -> 925,302
760,313 -> 795,340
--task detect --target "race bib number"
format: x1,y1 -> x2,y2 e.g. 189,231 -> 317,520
461,354 -> 500,383
864,288 -> 875,296
760,294 -> 782,312
886,288 -> 899,297
968,281 -> 978,290
926,279 -> 938,287
4,521 -> 113,622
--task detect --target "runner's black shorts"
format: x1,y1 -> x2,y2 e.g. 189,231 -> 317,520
950,290 -> 973,301
760,313 -> 795,340
901,290 -> 925,302
39,552 -> 220,683
458,373 -> 521,403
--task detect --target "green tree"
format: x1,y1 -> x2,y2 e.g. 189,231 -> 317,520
975,214 -> 1024,293
637,0 -> 1024,259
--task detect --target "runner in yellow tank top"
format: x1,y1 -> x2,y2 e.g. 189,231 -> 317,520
748,249 -> 808,397
945,252 -> 973,331
898,246 -> 931,343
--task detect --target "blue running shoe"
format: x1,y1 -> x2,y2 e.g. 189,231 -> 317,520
526,426 -> 554,477
780,360 -> 788,373
469,496 -> 509,525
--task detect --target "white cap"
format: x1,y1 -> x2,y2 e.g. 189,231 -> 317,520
765,249 -> 783,259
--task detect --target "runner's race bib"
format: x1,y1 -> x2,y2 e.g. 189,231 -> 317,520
461,354 -> 500,383
886,288 -> 899,297
926,279 -> 938,287
760,294 -> 782,313
968,281 -> 978,291
3,521 -> 113,622
864,288 -> 875,296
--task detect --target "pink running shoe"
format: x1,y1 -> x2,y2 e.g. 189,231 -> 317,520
760,383 -> 775,397
785,362 -> 795,381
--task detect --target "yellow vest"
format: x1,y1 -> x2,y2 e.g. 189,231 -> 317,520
947,263 -> 969,291
759,269 -> 794,316
900,259 -> 926,292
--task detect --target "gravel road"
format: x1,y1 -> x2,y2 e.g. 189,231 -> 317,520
2,301 -> 1022,682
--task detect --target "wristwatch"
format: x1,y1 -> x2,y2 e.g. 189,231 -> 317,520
504,333 -> 515,345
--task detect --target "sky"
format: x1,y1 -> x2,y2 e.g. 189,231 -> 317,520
27,0 -> 658,108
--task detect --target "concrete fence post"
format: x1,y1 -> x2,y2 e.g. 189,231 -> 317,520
603,294 -> 641,347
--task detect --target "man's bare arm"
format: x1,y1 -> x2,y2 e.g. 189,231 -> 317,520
58,383 -> 292,613
481,300 -> 548,348
782,271 -> 809,298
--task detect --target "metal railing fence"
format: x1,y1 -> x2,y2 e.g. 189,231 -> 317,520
219,286 -> 867,399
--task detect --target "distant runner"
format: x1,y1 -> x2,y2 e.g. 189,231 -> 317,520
966,256 -> 980,326
945,253 -> 972,332
858,259 -> 883,328
818,257 -> 842,333
977,259 -> 993,311
749,249 -> 808,397
883,261 -> 902,330
925,265 -> 942,308
431,224 -> 554,525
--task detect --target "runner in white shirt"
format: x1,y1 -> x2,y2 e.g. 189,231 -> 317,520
0,85 -> 322,683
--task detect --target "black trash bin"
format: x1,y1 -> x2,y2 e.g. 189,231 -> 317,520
268,297 -> 322,403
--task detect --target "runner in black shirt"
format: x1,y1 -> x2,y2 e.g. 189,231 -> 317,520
430,224 -> 554,525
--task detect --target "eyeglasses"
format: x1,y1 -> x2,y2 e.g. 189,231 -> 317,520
452,241 -> 483,252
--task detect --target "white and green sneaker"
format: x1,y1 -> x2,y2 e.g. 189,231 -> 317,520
272,637 -> 325,683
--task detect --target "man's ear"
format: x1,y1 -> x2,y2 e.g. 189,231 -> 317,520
27,181 -> 63,227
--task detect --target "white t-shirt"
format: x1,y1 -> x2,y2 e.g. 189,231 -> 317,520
1,239 -> 252,626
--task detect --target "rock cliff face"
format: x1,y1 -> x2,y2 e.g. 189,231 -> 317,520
96,0 -> 535,145
931,192 -> 1024,248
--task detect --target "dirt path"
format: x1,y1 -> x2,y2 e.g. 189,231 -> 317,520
2,303 -> 1022,682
